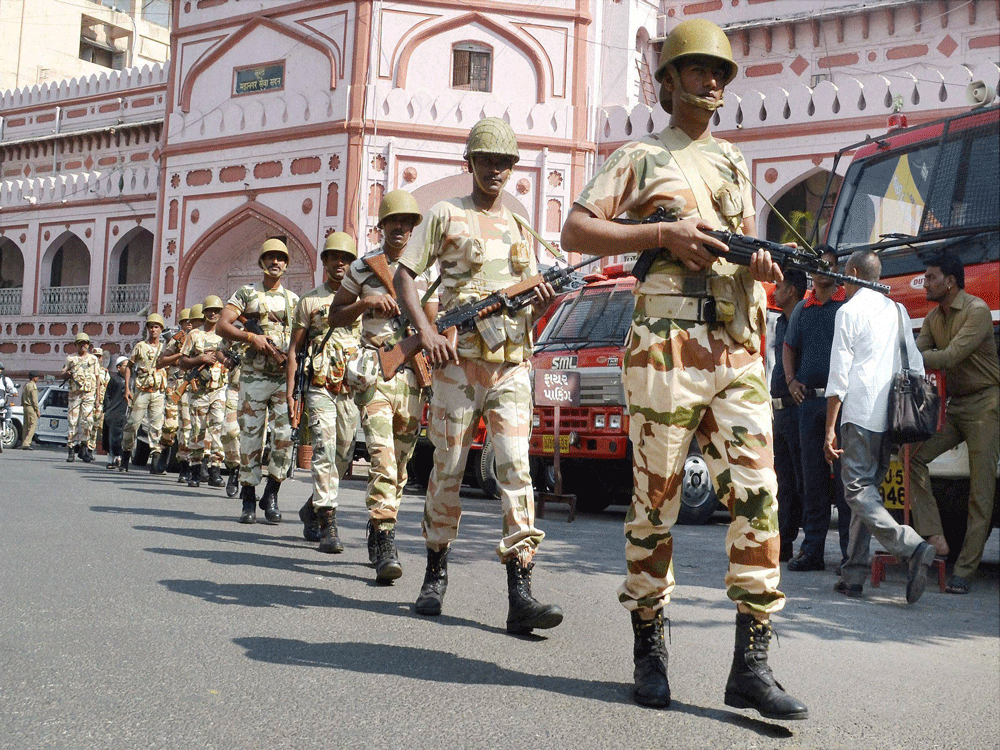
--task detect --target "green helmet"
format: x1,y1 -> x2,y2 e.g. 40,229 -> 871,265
258,237 -> 290,267
321,231 -> 358,259
464,117 -> 519,163
188,304 -> 204,321
202,295 -> 224,311
145,313 -> 165,328
178,308 -> 192,323
656,20 -> 737,113
377,190 -> 422,229
75,332 -> 90,344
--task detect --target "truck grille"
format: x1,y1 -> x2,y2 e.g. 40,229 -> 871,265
576,368 -> 625,406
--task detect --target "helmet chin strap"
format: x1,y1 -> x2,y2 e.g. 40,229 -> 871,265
679,91 -> 725,110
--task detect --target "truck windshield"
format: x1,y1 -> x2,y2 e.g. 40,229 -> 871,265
536,284 -> 635,348
827,117 -> 999,250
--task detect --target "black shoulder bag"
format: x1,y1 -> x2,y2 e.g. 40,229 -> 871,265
887,304 -> 940,444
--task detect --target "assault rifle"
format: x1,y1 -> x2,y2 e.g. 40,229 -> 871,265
289,340 -> 309,445
244,317 -> 288,367
617,207 -> 890,294
378,259 -> 592,379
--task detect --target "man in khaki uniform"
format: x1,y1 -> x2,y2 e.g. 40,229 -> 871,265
180,295 -> 234,489
61,332 -> 101,463
330,192 -> 437,583
560,20 -> 807,718
287,232 -> 361,553
156,308 -> 194,476
88,349 -> 111,458
19,371 -> 41,449
217,238 -> 300,524
121,314 -> 167,473
909,251 -> 999,594
395,118 -> 563,634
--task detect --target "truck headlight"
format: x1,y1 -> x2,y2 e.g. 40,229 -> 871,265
594,414 -> 606,429
609,414 -> 622,430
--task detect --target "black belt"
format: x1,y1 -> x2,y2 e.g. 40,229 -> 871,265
771,396 -> 796,411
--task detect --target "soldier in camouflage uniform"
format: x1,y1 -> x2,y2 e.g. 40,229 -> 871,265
180,296 -> 234,489
395,118 -> 563,634
121,313 -> 168,473
176,305 -> 204,482
560,20 -> 807,719
330,192 -> 437,583
287,232 -> 361,554
217,238 -> 300,524
156,308 -> 194,476
222,353 -> 242,497
88,348 -> 111,457
60,332 -> 101,463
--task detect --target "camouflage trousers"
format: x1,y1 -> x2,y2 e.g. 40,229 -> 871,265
67,389 -> 96,448
306,387 -> 359,510
88,407 -> 104,451
620,305 -> 784,618
222,386 -> 240,469
188,386 -> 226,467
175,393 -> 192,462
159,383 -> 182,451
364,368 -> 425,521
425,359 -> 542,565
123,390 -> 164,453
237,371 -> 292,486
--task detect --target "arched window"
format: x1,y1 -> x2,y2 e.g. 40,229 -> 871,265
452,43 -> 492,93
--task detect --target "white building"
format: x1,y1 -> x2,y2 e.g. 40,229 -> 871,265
0,0 -> 997,374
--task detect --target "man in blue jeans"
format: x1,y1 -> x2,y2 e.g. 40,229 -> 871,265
823,250 -> 936,602
782,247 -> 851,571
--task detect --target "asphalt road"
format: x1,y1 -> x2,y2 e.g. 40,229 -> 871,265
2,445 -> 998,750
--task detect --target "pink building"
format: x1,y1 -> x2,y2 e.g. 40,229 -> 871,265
1,0 -> 997,374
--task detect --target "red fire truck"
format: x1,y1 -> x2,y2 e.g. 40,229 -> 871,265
529,99 -> 999,528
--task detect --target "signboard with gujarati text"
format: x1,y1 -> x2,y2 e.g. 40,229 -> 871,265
534,369 -> 580,408
234,63 -> 285,96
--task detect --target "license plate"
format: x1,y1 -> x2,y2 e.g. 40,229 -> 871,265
542,434 -> 570,453
880,458 -> 905,510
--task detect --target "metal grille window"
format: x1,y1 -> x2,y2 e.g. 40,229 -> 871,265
452,45 -> 492,93
537,285 -> 635,348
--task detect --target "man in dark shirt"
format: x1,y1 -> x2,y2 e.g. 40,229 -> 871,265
771,271 -> 807,562
782,249 -> 851,571
103,356 -> 130,469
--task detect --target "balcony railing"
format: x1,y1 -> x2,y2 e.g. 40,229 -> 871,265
40,285 -> 88,315
107,282 -> 151,315
0,287 -> 22,316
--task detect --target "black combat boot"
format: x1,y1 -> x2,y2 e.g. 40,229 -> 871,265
239,485 -> 256,524
119,450 -> 131,473
150,450 -> 167,475
372,522 -> 402,583
505,560 -> 564,635
187,464 -> 201,488
200,463 -> 209,482
67,445 -> 76,463
81,447 -> 94,463
366,519 -> 378,564
414,547 -> 449,616
724,612 -> 809,720
316,507 -> 345,554
631,610 -> 671,708
148,452 -> 159,474
177,460 -> 189,484
207,466 -> 224,487
299,496 -> 320,542
225,468 -> 240,498
259,476 -> 282,524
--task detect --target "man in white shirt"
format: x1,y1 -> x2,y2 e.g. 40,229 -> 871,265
823,250 -> 936,604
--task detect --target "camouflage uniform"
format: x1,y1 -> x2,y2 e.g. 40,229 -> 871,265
159,331 -> 187,454
399,196 -> 542,564
575,126 -> 784,618
123,339 -> 166,453
88,363 -> 111,452
293,283 -> 361,510
63,352 -> 100,449
341,254 -> 431,521
181,328 -> 229,468
227,282 -> 299,486
222,363 -> 241,470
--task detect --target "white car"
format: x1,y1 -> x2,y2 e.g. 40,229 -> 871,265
4,383 -> 71,448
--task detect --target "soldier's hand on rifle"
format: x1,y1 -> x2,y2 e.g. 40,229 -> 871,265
530,281 -> 558,317
248,332 -> 286,364
749,249 -> 784,283
419,326 -> 459,368
665,218 -> 729,272
366,294 -> 400,317
286,392 -> 299,427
